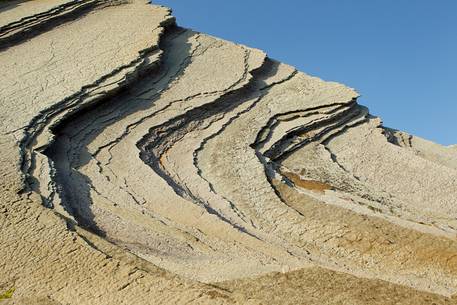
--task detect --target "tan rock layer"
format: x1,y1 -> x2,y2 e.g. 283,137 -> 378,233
1,0 -> 456,304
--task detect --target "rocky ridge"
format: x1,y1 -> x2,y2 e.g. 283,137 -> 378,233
0,1 -> 456,304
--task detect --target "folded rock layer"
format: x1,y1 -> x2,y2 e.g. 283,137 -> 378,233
0,1 -> 456,304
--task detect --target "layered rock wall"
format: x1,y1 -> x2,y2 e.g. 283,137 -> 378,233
1,1 -> 456,304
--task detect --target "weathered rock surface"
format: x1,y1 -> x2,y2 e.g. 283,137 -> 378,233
0,1 -> 456,304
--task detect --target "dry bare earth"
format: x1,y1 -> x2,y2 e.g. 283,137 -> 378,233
0,1 -> 456,304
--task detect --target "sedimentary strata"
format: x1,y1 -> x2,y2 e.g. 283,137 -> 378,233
1,1 -> 456,304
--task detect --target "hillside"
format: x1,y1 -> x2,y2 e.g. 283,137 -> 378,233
0,1 -> 456,304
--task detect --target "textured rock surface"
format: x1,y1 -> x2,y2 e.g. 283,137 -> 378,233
1,1 -> 456,304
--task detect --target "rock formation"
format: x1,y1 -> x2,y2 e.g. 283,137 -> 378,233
0,1 -> 456,304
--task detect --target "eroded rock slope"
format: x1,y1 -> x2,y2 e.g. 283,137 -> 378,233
1,1 -> 456,304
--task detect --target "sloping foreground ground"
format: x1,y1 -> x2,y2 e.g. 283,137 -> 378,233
1,1 -> 457,304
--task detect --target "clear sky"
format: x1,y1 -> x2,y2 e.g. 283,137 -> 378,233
153,0 -> 456,145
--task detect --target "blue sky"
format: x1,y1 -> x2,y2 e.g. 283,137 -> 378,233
153,0 -> 456,145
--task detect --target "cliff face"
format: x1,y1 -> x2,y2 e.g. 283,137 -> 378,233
1,1 -> 456,304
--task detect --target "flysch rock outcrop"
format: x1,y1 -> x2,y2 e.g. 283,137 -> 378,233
1,1 -> 456,304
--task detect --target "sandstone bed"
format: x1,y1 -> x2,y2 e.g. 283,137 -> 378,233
1,1 -> 456,304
